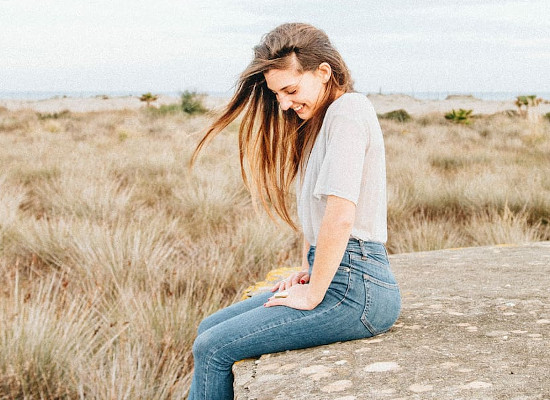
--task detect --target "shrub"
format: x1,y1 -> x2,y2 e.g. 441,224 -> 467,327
118,130 -> 129,142
544,112 -> 550,122
37,110 -> 71,120
445,109 -> 473,124
515,95 -> 542,118
139,92 -> 159,107
515,95 -> 542,108
379,109 -> 411,122
148,103 -> 181,116
181,91 -> 208,115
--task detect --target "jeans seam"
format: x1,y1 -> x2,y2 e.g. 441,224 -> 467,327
334,268 -> 351,307
203,359 -> 208,400
363,273 -> 400,289
361,278 -> 374,334
350,251 -> 389,266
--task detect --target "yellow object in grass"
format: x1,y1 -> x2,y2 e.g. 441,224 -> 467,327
241,266 -> 301,300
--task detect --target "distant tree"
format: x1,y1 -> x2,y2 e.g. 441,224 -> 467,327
140,92 -> 159,108
515,95 -> 542,119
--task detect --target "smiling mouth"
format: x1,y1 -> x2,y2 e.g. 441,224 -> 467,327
293,104 -> 304,112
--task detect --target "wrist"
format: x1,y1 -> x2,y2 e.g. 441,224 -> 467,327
305,286 -> 323,308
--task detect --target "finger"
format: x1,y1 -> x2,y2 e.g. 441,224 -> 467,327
300,274 -> 310,284
291,274 -> 300,286
270,282 -> 281,292
264,297 -> 284,307
277,279 -> 289,291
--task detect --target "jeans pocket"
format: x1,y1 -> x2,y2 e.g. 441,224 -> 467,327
324,266 -> 351,306
361,273 -> 401,336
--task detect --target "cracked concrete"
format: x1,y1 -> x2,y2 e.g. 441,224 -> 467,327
233,242 -> 550,400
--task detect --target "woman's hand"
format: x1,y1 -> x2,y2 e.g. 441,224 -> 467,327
264,283 -> 319,310
270,270 -> 310,292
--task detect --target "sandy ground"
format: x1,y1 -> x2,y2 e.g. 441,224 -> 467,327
1,93 -> 549,116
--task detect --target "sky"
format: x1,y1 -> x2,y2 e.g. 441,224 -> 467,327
1,0 -> 549,95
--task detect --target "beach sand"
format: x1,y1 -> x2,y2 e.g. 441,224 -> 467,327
1,93 -> 549,116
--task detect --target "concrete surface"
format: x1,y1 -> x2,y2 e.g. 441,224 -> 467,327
233,242 -> 550,400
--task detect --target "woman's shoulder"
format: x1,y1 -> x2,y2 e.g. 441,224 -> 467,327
327,92 -> 375,118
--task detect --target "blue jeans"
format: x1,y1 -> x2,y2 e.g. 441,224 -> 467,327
188,239 -> 401,400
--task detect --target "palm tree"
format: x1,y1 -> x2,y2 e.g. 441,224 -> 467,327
139,92 -> 159,108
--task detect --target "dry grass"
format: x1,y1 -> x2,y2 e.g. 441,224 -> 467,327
0,104 -> 549,398
383,112 -> 550,252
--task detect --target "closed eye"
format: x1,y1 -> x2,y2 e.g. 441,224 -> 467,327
270,87 -> 298,98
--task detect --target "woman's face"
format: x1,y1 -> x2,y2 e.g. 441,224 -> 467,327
264,57 -> 329,121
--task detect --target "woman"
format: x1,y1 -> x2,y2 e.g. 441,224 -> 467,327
188,23 -> 401,399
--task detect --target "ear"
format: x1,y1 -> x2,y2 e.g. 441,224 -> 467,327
317,62 -> 332,84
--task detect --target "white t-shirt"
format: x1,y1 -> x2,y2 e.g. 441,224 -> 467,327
296,92 -> 387,245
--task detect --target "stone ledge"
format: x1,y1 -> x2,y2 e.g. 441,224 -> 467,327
233,242 -> 550,399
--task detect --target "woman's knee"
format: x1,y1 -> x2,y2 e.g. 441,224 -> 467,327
192,330 -> 212,361
192,329 -> 235,370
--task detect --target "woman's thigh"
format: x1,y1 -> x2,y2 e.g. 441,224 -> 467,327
197,291 -> 272,335
193,267 -> 368,364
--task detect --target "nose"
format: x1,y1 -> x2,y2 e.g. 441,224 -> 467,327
277,94 -> 292,111
278,95 -> 292,111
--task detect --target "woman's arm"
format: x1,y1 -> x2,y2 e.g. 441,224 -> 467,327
265,195 -> 355,309
300,236 -> 311,271
305,195 -> 355,306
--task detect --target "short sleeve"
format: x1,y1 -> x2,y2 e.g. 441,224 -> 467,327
312,114 -> 369,204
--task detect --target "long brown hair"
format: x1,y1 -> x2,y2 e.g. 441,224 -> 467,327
190,23 -> 354,229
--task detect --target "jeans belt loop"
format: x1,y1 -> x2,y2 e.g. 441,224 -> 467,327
358,239 -> 368,260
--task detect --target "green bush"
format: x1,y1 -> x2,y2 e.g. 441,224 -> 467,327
181,91 -> 208,115
379,109 -> 411,122
445,109 -> 473,124
148,103 -> 182,116
37,110 -> 71,120
515,95 -> 541,108
544,112 -> 550,122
